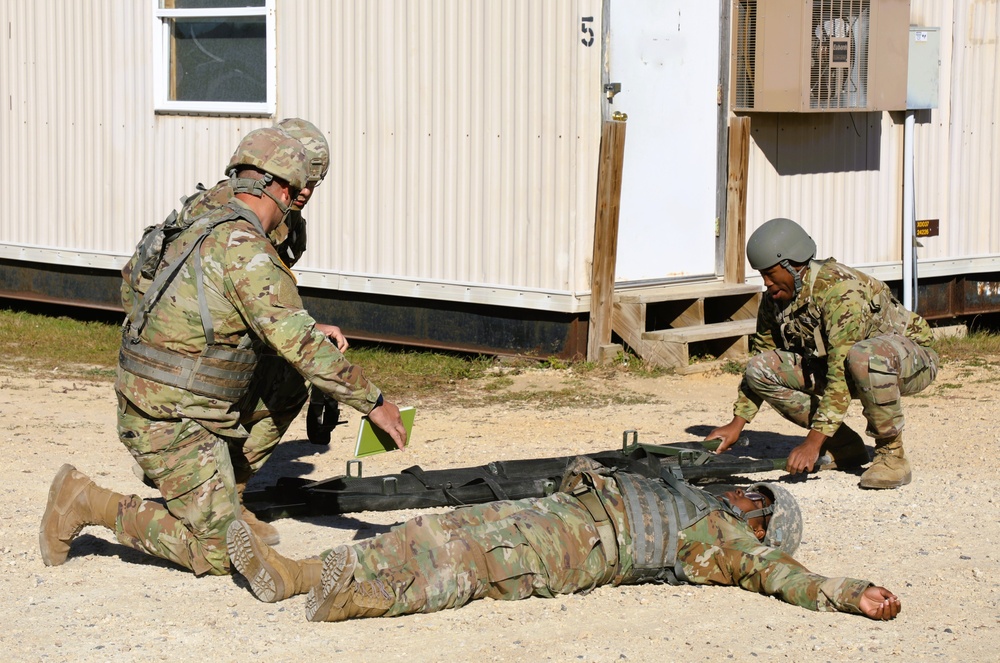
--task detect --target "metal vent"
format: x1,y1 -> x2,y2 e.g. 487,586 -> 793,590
733,0 -> 757,110
809,0 -> 870,110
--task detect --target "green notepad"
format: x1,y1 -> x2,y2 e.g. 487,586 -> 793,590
354,406 -> 416,457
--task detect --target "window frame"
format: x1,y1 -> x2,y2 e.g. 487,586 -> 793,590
151,1 -> 276,116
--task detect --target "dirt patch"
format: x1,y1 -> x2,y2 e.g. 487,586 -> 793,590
4,360 -> 998,661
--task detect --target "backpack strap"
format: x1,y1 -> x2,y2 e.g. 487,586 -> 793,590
125,203 -> 260,341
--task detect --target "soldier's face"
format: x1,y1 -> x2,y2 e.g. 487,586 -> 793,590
723,488 -> 772,541
293,181 -> 319,210
759,264 -> 797,306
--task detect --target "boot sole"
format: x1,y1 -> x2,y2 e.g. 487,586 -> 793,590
39,464 -> 87,567
226,519 -> 284,603
305,545 -> 357,622
859,473 -> 912,489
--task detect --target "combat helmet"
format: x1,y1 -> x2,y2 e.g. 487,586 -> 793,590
227,127 -> 309,196
276,118 -> 329,185
746,218 -> 817,271
747,482 -> 803,555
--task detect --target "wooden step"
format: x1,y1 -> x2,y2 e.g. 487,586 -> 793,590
616,281 -> 760,304
642,318 -> 757,343
610,278 -> 761,372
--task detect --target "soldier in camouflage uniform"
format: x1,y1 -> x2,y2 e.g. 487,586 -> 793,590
225,462 -> 901,622
158,118 -> 343,546
707,218 -> 938,489
39,126 -> 407,579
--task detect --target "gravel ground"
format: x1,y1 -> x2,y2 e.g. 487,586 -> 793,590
2,358 -> 998,662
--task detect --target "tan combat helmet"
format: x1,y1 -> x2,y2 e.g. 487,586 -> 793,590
276,118 -> 329,185
227,127 -> 309,197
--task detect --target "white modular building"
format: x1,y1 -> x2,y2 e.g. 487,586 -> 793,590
1,0 -> 997,361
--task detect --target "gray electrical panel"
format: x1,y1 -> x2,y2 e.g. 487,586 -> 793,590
907,27 -> 940,110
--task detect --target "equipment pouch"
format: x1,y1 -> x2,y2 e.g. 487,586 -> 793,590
134,210 -> 188,280
867,355 -> 901,405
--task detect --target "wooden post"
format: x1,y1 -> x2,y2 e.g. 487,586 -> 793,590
588,120 -> 627,362
724,115 -> 751,284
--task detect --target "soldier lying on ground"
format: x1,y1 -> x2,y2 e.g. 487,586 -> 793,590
226,460 -> 901,623
707,217 -> 938,489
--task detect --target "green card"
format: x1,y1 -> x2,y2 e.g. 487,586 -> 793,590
354,406 -> 415,457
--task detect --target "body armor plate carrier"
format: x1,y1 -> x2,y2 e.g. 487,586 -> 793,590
119,201 -> 262,403
615,471 -> 729,586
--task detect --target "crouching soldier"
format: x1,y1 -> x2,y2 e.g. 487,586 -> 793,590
708,217 -> 938,489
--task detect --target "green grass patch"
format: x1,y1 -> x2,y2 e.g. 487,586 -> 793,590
934,329 -> 1000,363
5,306 -> 999,407
0,308 -> 121,379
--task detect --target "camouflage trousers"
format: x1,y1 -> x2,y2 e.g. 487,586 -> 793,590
744,334 -> 938,438
234,354 -> 310,484
330,491 -> 612,617
116,404 -> 240,575
113,356 -> 308,576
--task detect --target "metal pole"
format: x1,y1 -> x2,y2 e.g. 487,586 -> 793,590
902,110 -> 916,310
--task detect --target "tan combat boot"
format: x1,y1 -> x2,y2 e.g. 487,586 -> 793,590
226,519 -> 321,602
40,464 -> 125,566
818,425 -> 870,471
236,483 -> 280,546
305,545 -> 394,622
859,434 -> 911,489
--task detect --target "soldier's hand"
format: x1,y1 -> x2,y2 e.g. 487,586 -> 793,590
859,586 -> 901,620
707,417 -> 748,454
367,400 -> 407,450
785,430 -> 826,473
316,323 -> 349,352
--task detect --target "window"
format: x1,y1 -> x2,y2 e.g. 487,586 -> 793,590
152,0 -> 275,115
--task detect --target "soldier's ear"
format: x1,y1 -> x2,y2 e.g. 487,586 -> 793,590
753,525 -> 766,541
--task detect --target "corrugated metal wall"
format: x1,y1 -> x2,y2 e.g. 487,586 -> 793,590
277,0 -> 603,301
743,0 -> 1000,279
0,1 -> 264,267
0,0 -> 603,311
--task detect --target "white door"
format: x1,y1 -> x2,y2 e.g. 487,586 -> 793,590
609,0 -> 722,282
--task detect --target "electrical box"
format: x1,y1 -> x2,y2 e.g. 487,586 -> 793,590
732,0 -> 911,112
906,27 -> 940,110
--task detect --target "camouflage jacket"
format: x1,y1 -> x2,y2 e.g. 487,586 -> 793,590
118,197 -> 379,435
584,471 -> 871,614
672,509 -> 871,614
734,258 -> 934,435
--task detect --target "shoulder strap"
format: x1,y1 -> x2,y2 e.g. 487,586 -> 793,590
125,205 -> 248,341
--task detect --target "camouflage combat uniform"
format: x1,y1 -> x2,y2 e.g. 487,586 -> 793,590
167,180 -> 313,490
735,259 -> 938,440
115,196 -> 381,576
324,471 -> 872,617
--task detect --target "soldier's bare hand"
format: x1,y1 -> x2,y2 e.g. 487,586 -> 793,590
785,442 -> 821,474
367,400 -> 407,450
786,430 -> 827,474
708,417 -> 748,454
859,586 -> 901,620
316,323 -> 349,353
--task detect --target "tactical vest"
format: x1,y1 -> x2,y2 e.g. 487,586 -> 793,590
119,200 -> 263,403
615,471 -> 734,586
775,258 -> 913,359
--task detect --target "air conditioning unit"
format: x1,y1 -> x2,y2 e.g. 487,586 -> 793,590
731,0 -> 910,112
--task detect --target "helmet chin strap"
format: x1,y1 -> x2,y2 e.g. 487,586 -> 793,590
229,169 -> 293,227
260,187 -> 293,226
721,497 -> 774,523
779,259 -> 805,297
